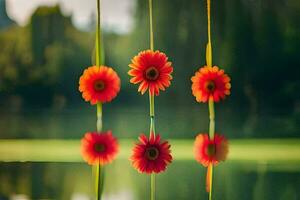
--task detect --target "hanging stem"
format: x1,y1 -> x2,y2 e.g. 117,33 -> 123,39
206,1 -> 215,199
208,98 -> 215,140
206,0 -> 212,67
208,98 -> 215,200
96,0 -> 102,66
95,103 -> 104,200
149,0 -> 154,51
95,1 -> 103,200
207,0 -> 211,47
149,92 -> 156,135
207,98 -> 215,200
149,91 -> 156,200
95,163 -> 104,200
207,0 -> 211,43
149,94 -> 156,200
208,164 -> 213,200
148,0 -> 155,136
151,173 -> 156,200
97,103 -> 103,132
94,102 -> 104,200
148,0 -> 156,199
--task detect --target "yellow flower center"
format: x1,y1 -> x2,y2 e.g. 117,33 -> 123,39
145,146 -> 159,160
205,80 -> 216,92
94,143 -> 106,153
145,67 -> 159,81
94,80 -> 105,91
206,144 -> 216,156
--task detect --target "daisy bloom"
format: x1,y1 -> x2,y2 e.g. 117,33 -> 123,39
130,133 -> 172,174
79,66 -> 121,105
191,66 -> 231,103
128,50 -> 173,96
193,133 -> 229,167
81,131 -> 119,165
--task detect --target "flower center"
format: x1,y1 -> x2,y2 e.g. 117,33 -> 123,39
145,146 -> 159,160
94,143 -> 106,153
145,67 -> 159,81
94,80 -> 105,91
205,80 -> 216,92
206,144 -> 216,156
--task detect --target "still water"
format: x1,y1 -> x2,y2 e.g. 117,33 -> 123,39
0,160 -> 300,200
0,107 -> 299,199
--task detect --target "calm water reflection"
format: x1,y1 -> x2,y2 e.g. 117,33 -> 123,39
0,160 -> 299,200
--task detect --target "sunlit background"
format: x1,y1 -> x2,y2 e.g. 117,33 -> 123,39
0,0 -> 299,199
7,0 -> 134,33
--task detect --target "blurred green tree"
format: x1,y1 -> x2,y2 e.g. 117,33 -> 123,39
30,5 -> 66,65
0,5 -> 92,106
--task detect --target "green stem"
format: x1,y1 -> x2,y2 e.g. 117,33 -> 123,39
208,98 -> 215,140
148,1 -> 156,199
97,103 -> 103,132
95,164 -> 104,200
151,173 -> 156,200
209,164 -> 213,200
96,0 -> 101,66
206,1 -> 215,200
149,93 -> 156,200
208,99 -> 215,199
149,92 -> 156,135
96,103 -> 103,200
95,1 -> 104,200
207,0 -> 211,46
206,0 -> 212,67
149,0 -> 154,51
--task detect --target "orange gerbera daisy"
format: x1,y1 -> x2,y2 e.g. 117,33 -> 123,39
128,50 -> 173,96
130,133 -> 172,174
193,133 -> 229,167
79,66 -> 121,105
191,66 -> 231,103
81,131 -> 119,165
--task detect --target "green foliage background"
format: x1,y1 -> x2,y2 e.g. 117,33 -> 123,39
0,1 -> 299,138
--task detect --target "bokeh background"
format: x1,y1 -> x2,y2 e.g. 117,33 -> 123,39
0,0 -> 299,199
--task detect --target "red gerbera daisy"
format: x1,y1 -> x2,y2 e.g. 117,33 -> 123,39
81,131 -> 119,165
191,66 -> 231,103
79,66 -> 121,105
130,133 -> 173,174
193,133 -> 229,167
128,50 -> 173,96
